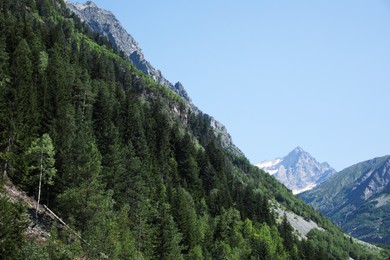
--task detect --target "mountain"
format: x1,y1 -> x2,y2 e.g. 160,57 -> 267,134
66,0 -> 243,156
0,0 -> 388,258
66,1 -> 190,104
300,155 -> 390,245
256,147 -> 336,194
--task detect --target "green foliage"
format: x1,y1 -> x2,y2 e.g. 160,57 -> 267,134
155,203 -> 184,259
279,213 -> 295,253
300,155 -> 390,245
116,205 -> 139,259
44,226 -> 82,260
26,134 -> 56,190
173,187 -> 202,252
0,196 -> 28,259
0,0 -> 386,259
20,241 -> 50,260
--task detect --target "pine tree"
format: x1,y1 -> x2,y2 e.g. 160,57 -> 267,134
57,117 -> 106,232
116,205 -> 139,259
155,203 -> 184,259
279,213 -> 295,252
11,39 -> 39,143
72,69 -> 95,120
0,196 -> 28,258
173,187 -> 202,253
175,133 -> 202,194
0,33 -> 12,180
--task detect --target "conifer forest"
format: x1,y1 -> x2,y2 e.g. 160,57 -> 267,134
0,0 -> 389,259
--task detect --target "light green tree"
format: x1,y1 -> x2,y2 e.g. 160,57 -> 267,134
26,133 -> 56,218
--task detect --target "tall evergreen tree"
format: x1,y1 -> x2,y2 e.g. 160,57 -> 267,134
116,205 -> 139,259
11,39 -> 39,143
279,213 -> 295,253
155,203 -> 184,259
0,34 -> 12,180
173,187 -> 202,253
0,196 -> 28,259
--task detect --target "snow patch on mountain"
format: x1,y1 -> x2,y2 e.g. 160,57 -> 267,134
255,158 -> 282,175
256,147 -> 336,194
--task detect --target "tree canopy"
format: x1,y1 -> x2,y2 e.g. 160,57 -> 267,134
0,0 -> 388,259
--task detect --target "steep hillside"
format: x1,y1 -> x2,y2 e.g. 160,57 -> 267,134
66,0 -> 243,157
300,155 -> 390,245
256,147 -> 336,194
66,0 -> 190,104
0,0 -> 388,259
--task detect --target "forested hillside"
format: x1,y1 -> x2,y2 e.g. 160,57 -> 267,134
300,156 -> 390,245
0,0 -> 388,259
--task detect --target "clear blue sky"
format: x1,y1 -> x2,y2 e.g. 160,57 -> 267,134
72,0 -> 390,171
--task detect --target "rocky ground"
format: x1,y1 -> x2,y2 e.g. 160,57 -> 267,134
2,182 -> 54,243
273,206 -> 324,239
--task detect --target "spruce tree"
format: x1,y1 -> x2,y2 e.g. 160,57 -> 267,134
155,203 -> 184,259
0,34 -> 12,180
116,205 -> 139,259
11,39 -> 39,143
0,196 -> 28,258
173,187 -> 202,253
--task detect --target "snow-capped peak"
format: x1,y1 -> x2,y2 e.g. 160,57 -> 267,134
255,147 -> 336,194
255,158 -> 282,174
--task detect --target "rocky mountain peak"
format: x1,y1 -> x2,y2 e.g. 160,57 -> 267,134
66,1 -> 243,156
256,147 -> 336,194
292,146 -> 304,154
85,1 -> 97,7
68,0 -> 186,102
67,1 -> 197,110
285,146 -> 309,161
282,146 -> 318,169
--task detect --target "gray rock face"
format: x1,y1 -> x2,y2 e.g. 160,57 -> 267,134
274,206 -> 324,238
256,147 -> 336,194
209,117 -> 242,156
67,1 -> 242,155
67,1 -> 193,106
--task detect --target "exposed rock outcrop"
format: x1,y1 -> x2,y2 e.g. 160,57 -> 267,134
256,147 -> 336,194
300,155 -> 390,244
67,1 -> 242,156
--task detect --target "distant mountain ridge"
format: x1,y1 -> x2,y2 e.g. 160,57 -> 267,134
1,0 -> 388,258
256,147 -> 336,194
66,0 -> 243,156
300,155 -> 390,244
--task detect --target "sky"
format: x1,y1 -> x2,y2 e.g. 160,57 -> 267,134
70,0 -> 390,171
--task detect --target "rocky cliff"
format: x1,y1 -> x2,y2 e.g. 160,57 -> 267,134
300,155 -> 390,244
66,1 -> 191,104
66,0 -> 242,156
256,147 -> 336,194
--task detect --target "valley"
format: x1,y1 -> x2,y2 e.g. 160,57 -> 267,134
0,0 -> 389,259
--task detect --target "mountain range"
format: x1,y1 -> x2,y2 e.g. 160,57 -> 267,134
300,155 -> 390,244
62,0 -> 390,251
256,147 -> 336,194
258,147 -> 390,245
0,0 -> 388,258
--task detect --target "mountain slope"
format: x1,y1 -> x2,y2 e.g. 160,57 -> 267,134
66,0 -> 243,156
66,0 -> 192,105
256,147 -> 336,194
0,0 -> 388,258
300,155 -> 390,244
